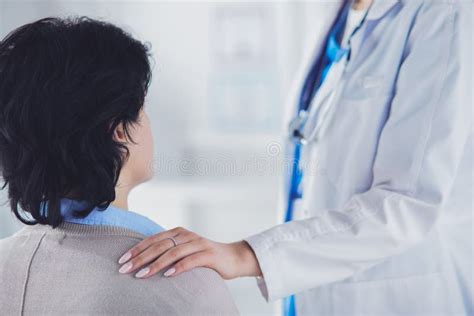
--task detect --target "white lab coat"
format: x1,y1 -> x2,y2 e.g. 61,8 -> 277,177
245,0 -> 473,314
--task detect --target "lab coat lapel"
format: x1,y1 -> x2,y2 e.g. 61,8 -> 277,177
307,1 -> 344,63
283,1 -> 343,127
346,0 -> 400,72
281,1 -> 343,213
366,0 -> 400,21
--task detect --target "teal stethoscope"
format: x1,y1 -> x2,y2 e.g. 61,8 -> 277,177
283,2 -> 370,316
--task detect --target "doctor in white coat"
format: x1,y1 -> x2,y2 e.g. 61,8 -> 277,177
118,0 -> 473,314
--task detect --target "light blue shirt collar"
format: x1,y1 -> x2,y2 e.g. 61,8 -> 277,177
58,198 -> 165,237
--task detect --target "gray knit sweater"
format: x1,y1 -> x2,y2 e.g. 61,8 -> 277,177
0,222 -> 239,315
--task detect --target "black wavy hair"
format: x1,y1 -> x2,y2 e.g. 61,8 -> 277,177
0,16 -> 152,227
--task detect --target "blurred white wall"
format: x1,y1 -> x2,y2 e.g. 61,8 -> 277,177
0,1 -> 327,315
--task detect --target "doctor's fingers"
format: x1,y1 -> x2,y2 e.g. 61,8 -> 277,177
134,239 -> 211,278
118,238 -> 178,274
118,226 -> 195,263
169,252 -> 212,278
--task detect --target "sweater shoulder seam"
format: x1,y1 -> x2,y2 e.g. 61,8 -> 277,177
20,232 -> 46,314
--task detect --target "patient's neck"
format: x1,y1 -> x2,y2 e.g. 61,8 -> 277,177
112,181 -> 133,211
64,177 -> 132,211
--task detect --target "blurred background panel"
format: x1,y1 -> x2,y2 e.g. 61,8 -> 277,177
0,1 -> 327,314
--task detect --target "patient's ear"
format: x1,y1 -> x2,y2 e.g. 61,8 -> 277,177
113,122 -> 127,143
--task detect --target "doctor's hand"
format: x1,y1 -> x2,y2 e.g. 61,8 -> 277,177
117,226 -> 262,280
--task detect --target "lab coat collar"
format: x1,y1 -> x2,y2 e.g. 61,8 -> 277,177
366,0 -> 400,20
345,0 -> 399,72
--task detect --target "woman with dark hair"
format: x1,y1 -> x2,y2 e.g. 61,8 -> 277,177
0,17 -> 238,315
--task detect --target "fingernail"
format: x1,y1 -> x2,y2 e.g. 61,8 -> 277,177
118,252 -> 132,264
135,267 -> 150,278
164,267 -> 176,277
119,262 -> 133,274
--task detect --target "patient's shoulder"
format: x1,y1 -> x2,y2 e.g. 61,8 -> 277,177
96,259 -> 239,315
85,235 -> 239,315
2,226 -> 239,315
138,267 -> 240,315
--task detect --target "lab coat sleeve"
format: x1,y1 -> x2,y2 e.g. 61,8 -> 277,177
244,3 -> 472,302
